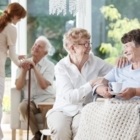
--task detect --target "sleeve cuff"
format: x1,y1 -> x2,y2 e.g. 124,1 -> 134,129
83,82 -> 92,95
92,84 -> 104,96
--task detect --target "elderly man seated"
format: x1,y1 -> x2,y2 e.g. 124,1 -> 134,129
94,28 -> 140,100
15,36 -> 55,140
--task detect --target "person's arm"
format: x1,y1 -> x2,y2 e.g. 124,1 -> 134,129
26,59 -> 54,90
95,85 -> 112,98
136,88 -> 140,96
55,63 -> 92,104
33,66 -> 52,89
89,77 -> 108,87
7,24 -> 22,66
92,68 -> 116,98
9,45 -> 21,66
118,87 -> 140,99
90,77 -> 112,98
15,60 -> 32,90
115,56 -> 129,68
15,68 -> 27,90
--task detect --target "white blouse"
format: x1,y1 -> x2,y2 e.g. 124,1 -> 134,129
47,53 -> 113,117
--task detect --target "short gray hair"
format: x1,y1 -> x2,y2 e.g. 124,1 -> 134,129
63,28 -> 90,53
35,35 -> 52,53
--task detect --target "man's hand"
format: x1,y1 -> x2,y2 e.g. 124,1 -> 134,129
21,62 -> 31,71
115,56 -> 129,68
25,59 -> 35,68
96,86 -> 112,98
20,59 -> 34,71
118,88 -> 136,99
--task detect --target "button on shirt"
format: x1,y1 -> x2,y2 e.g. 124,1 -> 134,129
47,53 -> 113,117
16,57 -> 55,105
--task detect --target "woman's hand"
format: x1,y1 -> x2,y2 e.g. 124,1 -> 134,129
20,59 -> 35,70
96,86 -> 112,98
118,88 -> 136,99
18,55 -> 27,67
115,56 -> 129,68
24,59 -> 35,68
21,62 -> 31,71
18,55 -> 26,60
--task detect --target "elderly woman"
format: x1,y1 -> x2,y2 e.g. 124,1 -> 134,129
46,28 -> 127,140
46,28 -> 113,140
94,28 -> 140,100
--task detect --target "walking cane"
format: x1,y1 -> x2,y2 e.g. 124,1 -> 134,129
27,68 -> 31,140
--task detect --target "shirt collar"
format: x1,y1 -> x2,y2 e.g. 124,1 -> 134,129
65,52 -> 93,67
31,56 -> 46,67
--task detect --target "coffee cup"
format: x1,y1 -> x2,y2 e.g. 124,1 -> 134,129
109,82 -> 123,93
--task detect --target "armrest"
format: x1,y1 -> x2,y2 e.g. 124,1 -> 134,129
10,87 -> 22,129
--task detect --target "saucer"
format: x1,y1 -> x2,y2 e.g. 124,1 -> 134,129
109,91 -> 120,95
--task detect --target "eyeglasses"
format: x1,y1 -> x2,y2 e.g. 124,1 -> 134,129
78,42 -> 92,48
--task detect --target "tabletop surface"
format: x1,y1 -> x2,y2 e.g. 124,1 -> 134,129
37,102 -> 54,105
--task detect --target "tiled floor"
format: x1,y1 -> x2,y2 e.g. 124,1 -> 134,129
2,124 -> 32,140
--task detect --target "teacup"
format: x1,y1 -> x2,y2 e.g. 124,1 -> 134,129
109,82 -> 123,93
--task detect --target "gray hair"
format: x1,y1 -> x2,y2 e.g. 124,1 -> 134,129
63,28 -> 90,53
35,36 -> 52,53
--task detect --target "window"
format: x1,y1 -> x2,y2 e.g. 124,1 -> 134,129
27,0 -> 76,63
91,0 -> 140,64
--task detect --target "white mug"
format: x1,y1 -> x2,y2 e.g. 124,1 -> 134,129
109,82 -> 123,93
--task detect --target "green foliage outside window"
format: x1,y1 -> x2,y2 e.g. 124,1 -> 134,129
0,10 -> 3,15
99,5 -> 140,65
2,95 -> 10,112
27,0 -> 75,64
27,15 -> 75,64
